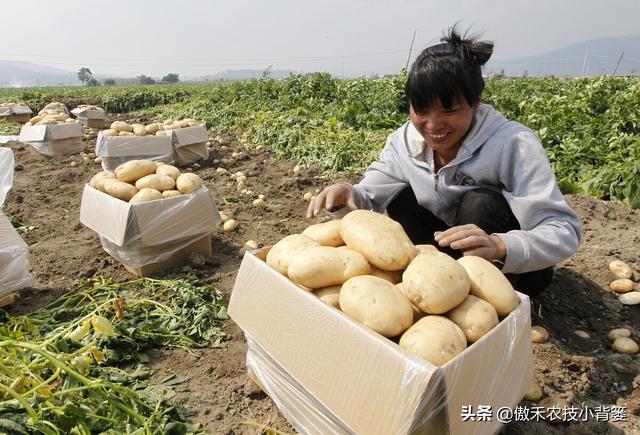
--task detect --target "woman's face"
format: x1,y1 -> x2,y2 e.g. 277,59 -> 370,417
409,98 -> 478,157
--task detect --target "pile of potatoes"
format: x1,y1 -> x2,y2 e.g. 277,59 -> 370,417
25,102 -> 76,126
608,259 -> 640,305
101,118 -> 202,138
265,209 -> 520,367
89,159 -> 203,204
76,104 -> 104,111
0,101 -> 28,108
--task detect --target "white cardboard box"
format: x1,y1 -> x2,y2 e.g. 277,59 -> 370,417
79,184 -> 220,247
229,250 -> 533,435
95,132 -> 174,172
18,123 -> 83,157
71,107 -> 108,128
168,125 -> 209,166
0,105 -> 33,123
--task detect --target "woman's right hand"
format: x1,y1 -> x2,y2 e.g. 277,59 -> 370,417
306,183 -> 359,218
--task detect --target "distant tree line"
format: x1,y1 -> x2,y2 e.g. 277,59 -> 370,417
77,67 -> 179,86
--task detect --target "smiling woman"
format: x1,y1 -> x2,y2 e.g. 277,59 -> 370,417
307,24 -> 582,297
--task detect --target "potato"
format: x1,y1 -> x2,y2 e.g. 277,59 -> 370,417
457,256 -> 519,316
102,129 -> 119,137
396,282 -> 424,322
302,220 -> 344,247
607,328 -> 631,342
612,337 -> 639,354
134,174 -> 176,191
340,210 -> 418,271
531,326 -> 549,343
89,171 -> 115,189
102,179 -> 138,201
340,275 -> 414,337
610,278 -> 634,293
110,121 -> 133,132
403,252 -> 470,314
266,234 -> 320,276
162,190 -> 182,198
415,244 -> 439,254
133,125 -> 147,136
223,219 -> 238,232
608,260 -> 633,279
145,123 -> 160,135
156,164 -> 181,180
399,316 -> 467,366
524,380 -> 543,401
176,173 -> 203,194
288,246 -> 370,288
314,285 -> 341,308
619,291 -> 640,305
118,131 -> 135,136
369,265 -> 402,284
93,178 -> 113,193
129,188 -> 162,204
446,295 -> 499,343
114,160 -> 158,183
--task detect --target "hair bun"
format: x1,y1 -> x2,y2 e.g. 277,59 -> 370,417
441,25 -> 494,66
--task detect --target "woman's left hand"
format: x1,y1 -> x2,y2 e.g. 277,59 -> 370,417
434,224 -> 507,262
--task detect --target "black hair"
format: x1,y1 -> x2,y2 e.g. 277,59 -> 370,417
405,25 -> 494,112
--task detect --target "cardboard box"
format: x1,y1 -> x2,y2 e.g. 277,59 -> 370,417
95,132 -> 174,172
79,184 -> 220,247
168,125 -> 209,166
0,212 -> 34,298
123,233 -> 212,277
0,105 -> 33,124
229,250 -> 533,435
18,123 -> 83,157
71,107 -> 108,129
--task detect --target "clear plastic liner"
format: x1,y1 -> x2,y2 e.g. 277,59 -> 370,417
0,147 -> 14,206
79,185 -> 220,269
95,132 -> 174,172
0,213 -> 34,297
99,233 -> 208,269
230,252 -> 533,435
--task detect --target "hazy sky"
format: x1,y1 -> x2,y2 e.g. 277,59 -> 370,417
3,0 -> 640,78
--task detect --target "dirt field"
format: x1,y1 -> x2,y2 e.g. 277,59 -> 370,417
3,127 -> 639,434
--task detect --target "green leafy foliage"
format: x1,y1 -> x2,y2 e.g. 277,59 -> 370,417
0,277 -> 228,434
2,75 -> 639,206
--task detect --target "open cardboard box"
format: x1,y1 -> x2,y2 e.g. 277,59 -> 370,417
167,125 -> 209,166
80,184 -> 220,275
18,123 -> 83,157
0,105 -> 33,124
71,107 -> 108,129
229,249 -> 533,435
95,132 -> 174,172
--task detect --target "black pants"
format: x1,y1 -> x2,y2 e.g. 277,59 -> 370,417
386,187 -> 553,297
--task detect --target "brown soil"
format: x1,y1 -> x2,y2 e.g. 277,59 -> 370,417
3,129 -> 639,435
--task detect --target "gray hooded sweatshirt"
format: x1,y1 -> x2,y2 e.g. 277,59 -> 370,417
351,103 -> 582,274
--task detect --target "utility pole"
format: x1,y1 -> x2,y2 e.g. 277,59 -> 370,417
612,51 -> 624,76
405,29 -> 417,71
581,45 -> 590,76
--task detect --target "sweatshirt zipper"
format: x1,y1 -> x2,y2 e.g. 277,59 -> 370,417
434,172 -> 439,192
